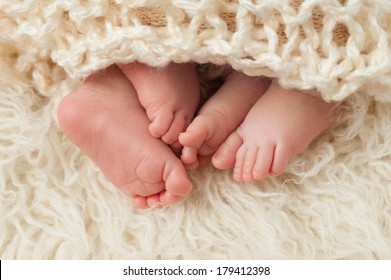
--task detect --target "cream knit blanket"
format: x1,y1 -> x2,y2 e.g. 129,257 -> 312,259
1,0 -> 391,259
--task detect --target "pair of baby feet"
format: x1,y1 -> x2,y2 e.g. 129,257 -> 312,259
57,63 -> 337,208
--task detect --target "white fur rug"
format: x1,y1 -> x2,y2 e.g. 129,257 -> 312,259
1,0 -> 391,259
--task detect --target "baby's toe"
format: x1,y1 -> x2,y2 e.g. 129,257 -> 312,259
160,192 -> 182,206
181,146 -> 199,167
132,195 -> 149,208
233,145 -> 247,183
179,116 -> 209,149
242,147 -> 259,182
161,111 -> 187,145
164,163 -> 193,197
212,131 -> 243,170
253,143 -> 275,180
270,144 -> 292,177
145,194 -> 163,208
145,190 -> 182,208
148,108 -> 174,138
157,160 -> 192,197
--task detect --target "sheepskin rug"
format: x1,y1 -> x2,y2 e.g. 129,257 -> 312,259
1,0 -> 391,259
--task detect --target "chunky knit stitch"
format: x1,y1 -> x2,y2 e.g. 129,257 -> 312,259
2,0 -> 391,101
1,0 -> 391,260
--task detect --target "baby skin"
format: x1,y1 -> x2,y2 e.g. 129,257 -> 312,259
181,79 -> 338,182
118,62 -> 200,150
57,64 -> 199,208
179,70 -> 271,169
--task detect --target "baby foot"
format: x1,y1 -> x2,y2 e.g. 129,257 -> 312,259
118,62 -> 200,148
212,82 -> 339,182
179,112 -> 231,169
57,66 -> 192,208
179,71 -> 271,169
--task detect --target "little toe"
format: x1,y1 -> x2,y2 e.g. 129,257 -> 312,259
270,144 -> 292,177
242,147 -> 258,182
253,143 -> 275,180
132,195 -> 148,208
233,145 -> 247,183
146,194 -> 163,208
160,192 -> 182,206
212,131 -> 243,170
145,191 -> 182,208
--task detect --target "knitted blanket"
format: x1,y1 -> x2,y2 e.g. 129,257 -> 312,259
1,0 -> 391,259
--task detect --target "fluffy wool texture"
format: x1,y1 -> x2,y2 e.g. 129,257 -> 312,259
1,0 -> 391,259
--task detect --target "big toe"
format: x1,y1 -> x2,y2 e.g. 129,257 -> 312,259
179,115 -> 210,148
164,163 -> 193,197
130,158 -> 192,208
160,111 -> 187,145
148,107 -> 174,139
